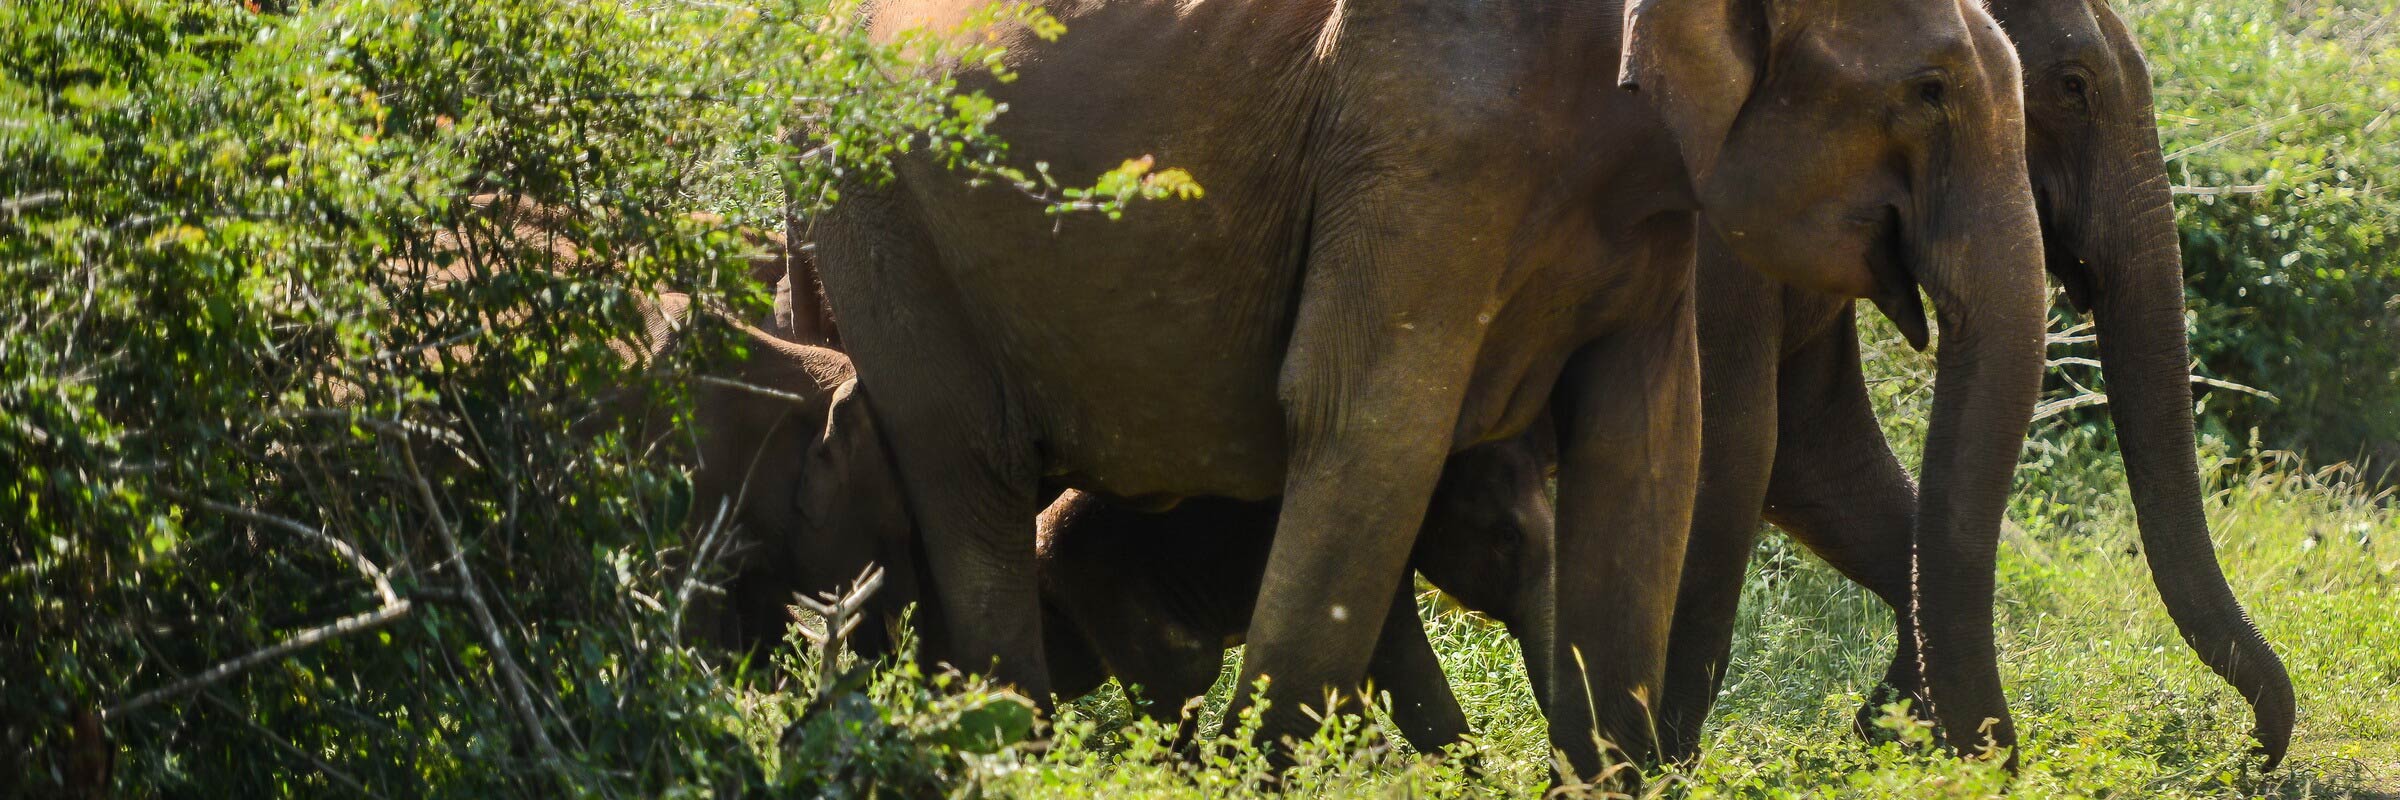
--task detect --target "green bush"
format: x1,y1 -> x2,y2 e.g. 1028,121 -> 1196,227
0,0 -> 1071,794
2133,0 -> 2400,471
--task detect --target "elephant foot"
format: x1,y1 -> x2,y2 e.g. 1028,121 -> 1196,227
1852,680 -> 1938,748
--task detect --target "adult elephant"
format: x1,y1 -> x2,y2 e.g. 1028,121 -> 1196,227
806,0 -> 2046,776
1652,0 -> 2295,768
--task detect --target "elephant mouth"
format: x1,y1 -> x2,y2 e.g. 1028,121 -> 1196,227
2036,185 -> 2098,313
1865,207 -> 1931,350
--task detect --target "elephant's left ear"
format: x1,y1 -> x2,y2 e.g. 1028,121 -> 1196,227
1619,0 -> 1768,180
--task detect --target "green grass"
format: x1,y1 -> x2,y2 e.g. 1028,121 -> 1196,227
743,448 -> 2398,799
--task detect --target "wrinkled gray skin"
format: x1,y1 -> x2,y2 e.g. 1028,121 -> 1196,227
1025,0 -> 2301,766
801,0 -> 2045,775
1651,0 -> 2293,769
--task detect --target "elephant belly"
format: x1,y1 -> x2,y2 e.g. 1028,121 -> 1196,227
900,170 -> 1311,502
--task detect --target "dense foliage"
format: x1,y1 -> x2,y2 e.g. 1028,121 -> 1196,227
4,0 -> 2394,797
2134,0 -> 2400,472
0,0 -> 1103,794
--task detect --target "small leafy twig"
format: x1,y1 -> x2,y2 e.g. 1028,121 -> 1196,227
202,691 -> 391,800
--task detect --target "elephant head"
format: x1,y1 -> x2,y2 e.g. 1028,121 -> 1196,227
787,379 -> 920,660
608,296 -> 889,655
1989,0 -> 2293,766
1622,0 -> 2050,762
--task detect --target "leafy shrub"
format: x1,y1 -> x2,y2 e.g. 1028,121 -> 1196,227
0,0 -> 1092,794
2132,0 -> 2400,472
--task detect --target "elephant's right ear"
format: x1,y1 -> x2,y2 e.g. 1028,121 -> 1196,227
1619,0 -> 1768,181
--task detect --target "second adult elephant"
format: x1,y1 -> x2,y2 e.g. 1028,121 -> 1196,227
1652,0 -> 2294,768
804,0 -> 2047,776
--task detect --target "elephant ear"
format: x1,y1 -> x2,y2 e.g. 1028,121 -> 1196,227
1618,0 -> 1769,182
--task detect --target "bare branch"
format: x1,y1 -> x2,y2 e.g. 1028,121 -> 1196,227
2171,184 -> 2272,197
693,374 -> 817,405
2194,375 -> 2278,401
2032,392 -> 2111,422
790,565 -> 886,691
2,191 -> 61,215
670,499 -> 738,639
166,490 -> 400,607
2034,375 -> 2281,421
105,603 -> 412,720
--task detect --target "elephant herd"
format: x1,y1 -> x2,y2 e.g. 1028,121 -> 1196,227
579,0 -> 2300,785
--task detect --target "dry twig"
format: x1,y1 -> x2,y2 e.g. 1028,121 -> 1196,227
790,565 -> 886,690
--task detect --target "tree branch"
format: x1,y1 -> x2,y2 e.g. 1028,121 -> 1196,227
165,490 -> 400,607
104,603 -> 412,720
398,443 -> 575,782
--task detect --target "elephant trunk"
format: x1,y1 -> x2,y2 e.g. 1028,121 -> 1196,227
2089,124 -> 2295,768
1906,173 -> 2049,768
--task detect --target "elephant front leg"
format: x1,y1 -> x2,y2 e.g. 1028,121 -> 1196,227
1231,344 -> 1485,758
1547,288 -> 1703,781
1657,245 -> 1785,763
1227,185 -> 1501,760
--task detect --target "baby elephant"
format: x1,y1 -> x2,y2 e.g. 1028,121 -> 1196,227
1031,434 -> 1558,755
650,268 -> 1557,754
787,376 -> 1559,754
616,295 -> 858,654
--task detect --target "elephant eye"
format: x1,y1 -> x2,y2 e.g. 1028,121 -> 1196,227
2059,73 -> 2095,113
1916,79 -> 1947,108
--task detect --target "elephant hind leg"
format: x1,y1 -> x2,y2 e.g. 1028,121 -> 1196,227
1366,580 -> 1471,758
1547,282 -> 1704,781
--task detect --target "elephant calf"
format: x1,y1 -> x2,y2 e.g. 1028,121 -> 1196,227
705,355 -> 1555,754
1035,432 -> 1553,754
